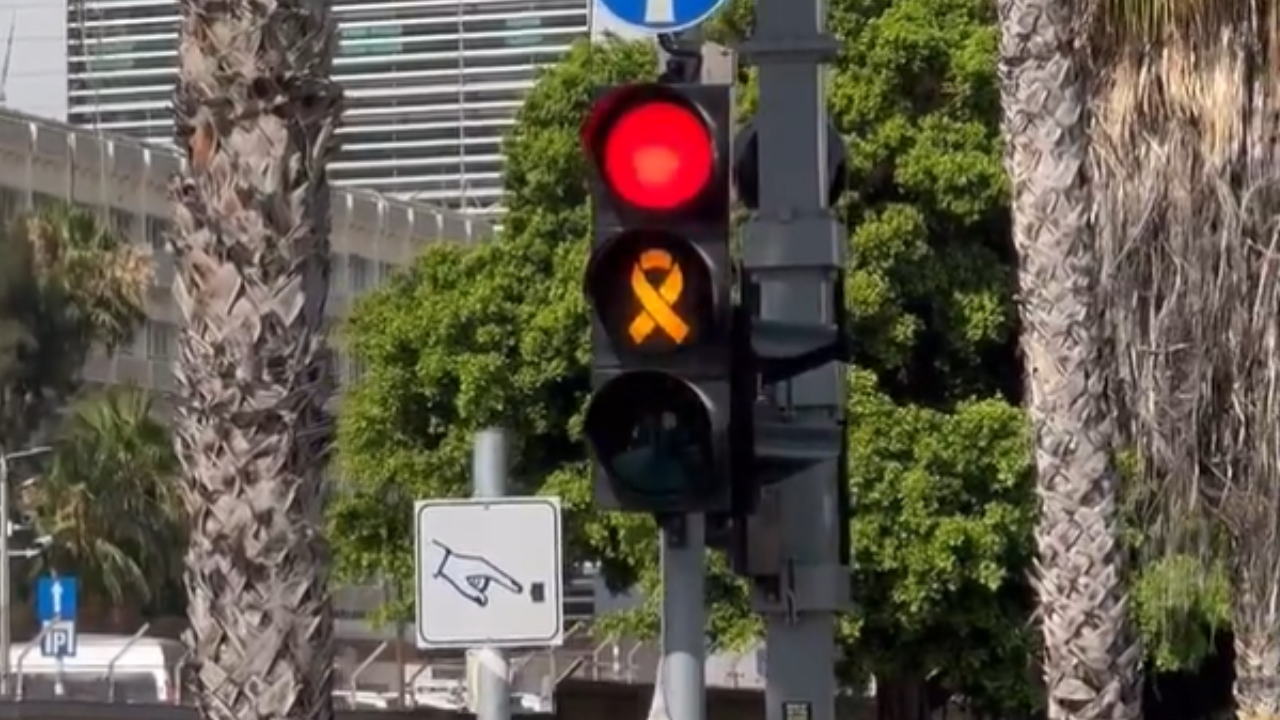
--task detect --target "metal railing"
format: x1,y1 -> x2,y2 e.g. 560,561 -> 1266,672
0,617 -> 701,708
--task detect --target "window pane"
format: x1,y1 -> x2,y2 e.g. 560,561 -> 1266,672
148,321 -> 174,358
146,216 -> 170,251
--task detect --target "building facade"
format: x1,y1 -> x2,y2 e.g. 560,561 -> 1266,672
0,109 -> 616,679
0,106 -> 493,392
66,0 -> 591,217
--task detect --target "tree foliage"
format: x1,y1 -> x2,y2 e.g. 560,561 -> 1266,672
0,203 -> 150,445
334,25 -> 1031,708
25,386 -> 184,611
330,40 -> 657,621
334,3 -> 1229,709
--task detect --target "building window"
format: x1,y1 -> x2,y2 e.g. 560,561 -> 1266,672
0,186 -> 22,227
147,321 -> 174,359
108,208 -> 135,241
339,24 -> 403,55
33,193 -> 61,211
348,255 -> 371,293
116,327 -> 141,356
377,261 -> 395,283
145,216 -> 169,251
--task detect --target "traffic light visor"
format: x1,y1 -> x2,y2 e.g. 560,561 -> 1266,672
586,230 -> 717,354
587,88 -> 715,211
585,371 -> 717,504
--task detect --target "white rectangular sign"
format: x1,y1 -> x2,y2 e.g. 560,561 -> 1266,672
41,620 -> 76,658
414,497 -> 564,649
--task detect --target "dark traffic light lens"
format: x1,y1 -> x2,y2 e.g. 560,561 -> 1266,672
600,100 -> 713,211
585,230 -> 716,354
585,371 -> 716,504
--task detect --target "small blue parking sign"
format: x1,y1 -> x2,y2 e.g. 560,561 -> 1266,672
596,0 -> 728,33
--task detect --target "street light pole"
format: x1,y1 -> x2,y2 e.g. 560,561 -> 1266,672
0,445 -> 52,697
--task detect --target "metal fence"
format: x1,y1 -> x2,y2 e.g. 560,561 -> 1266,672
0,620 -> 687,710
0,619 -> 763,712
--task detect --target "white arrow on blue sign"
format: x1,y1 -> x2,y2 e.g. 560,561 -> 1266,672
36,576 -> 77,622
595,0 -> 728,34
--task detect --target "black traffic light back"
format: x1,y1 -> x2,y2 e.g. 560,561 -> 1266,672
581,82 -> 751,515
733,119 -> 849,210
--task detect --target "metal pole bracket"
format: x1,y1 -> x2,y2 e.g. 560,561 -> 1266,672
749,559 -> 850,616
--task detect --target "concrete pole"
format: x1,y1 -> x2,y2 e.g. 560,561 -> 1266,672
647,28 -> 713,720
473,429 -> 511,720
0,450 -> 9,698
0,445 -> 52,698
650,515 -> 707,720
741,0 -> 846,714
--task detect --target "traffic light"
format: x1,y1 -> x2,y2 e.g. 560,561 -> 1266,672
581,82 -> 751,515
732,118 -> 848,211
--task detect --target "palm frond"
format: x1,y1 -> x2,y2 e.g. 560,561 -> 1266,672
26,386 -> 184,609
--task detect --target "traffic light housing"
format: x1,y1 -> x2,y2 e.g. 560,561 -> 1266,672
733,119 -> 849,211
581,82 -> 752,515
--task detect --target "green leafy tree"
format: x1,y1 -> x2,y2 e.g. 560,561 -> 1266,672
334,10 -> 1229,718
330,39 -> 658,620
843,372 -> 1035,717
335,28 -> 1034,718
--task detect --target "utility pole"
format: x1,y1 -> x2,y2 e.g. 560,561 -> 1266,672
740,0 -> 847,714
0,445 -> 52,697
650,30 -> 711,720
651,513 -> 706,720
472,429 -> 511,720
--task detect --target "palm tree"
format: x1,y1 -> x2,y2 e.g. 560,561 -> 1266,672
1088,6 -> 1280,718
168,0 -> 343,717
0,203 -> 150,445
996,1 -> 1143,719
23,386 -> 183,620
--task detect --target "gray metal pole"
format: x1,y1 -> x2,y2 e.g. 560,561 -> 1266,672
643,26 -> 711,720
473,429 -> 511,720
0,451 -> 9,698
741,0 -> 846,714
650,515 -> 706,720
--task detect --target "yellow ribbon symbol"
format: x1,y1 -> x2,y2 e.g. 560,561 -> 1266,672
628,249 -> 690,345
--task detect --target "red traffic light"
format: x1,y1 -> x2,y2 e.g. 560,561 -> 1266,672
586,87 -> 716,212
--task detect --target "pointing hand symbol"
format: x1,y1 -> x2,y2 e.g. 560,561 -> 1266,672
431,540 -> 523,607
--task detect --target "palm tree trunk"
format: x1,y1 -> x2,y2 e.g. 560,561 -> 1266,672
168,0 -> 343,718
997,1 -> 1142,719
1234,589 -> 1280,720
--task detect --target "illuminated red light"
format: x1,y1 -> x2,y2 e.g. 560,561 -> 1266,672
601,101 -> 713,211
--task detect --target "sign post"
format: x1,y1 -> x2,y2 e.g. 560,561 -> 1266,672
414,432 -> 564,719
36,574 -> 78,695
740,0 -> 848,714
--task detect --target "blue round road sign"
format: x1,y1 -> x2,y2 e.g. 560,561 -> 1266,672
596,0 -> 728,33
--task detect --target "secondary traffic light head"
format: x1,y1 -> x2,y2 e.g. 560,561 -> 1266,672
582,82 -> 750,515
732,118 -> 848,210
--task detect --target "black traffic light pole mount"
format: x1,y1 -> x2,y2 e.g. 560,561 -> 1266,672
658,32 -> 704,83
